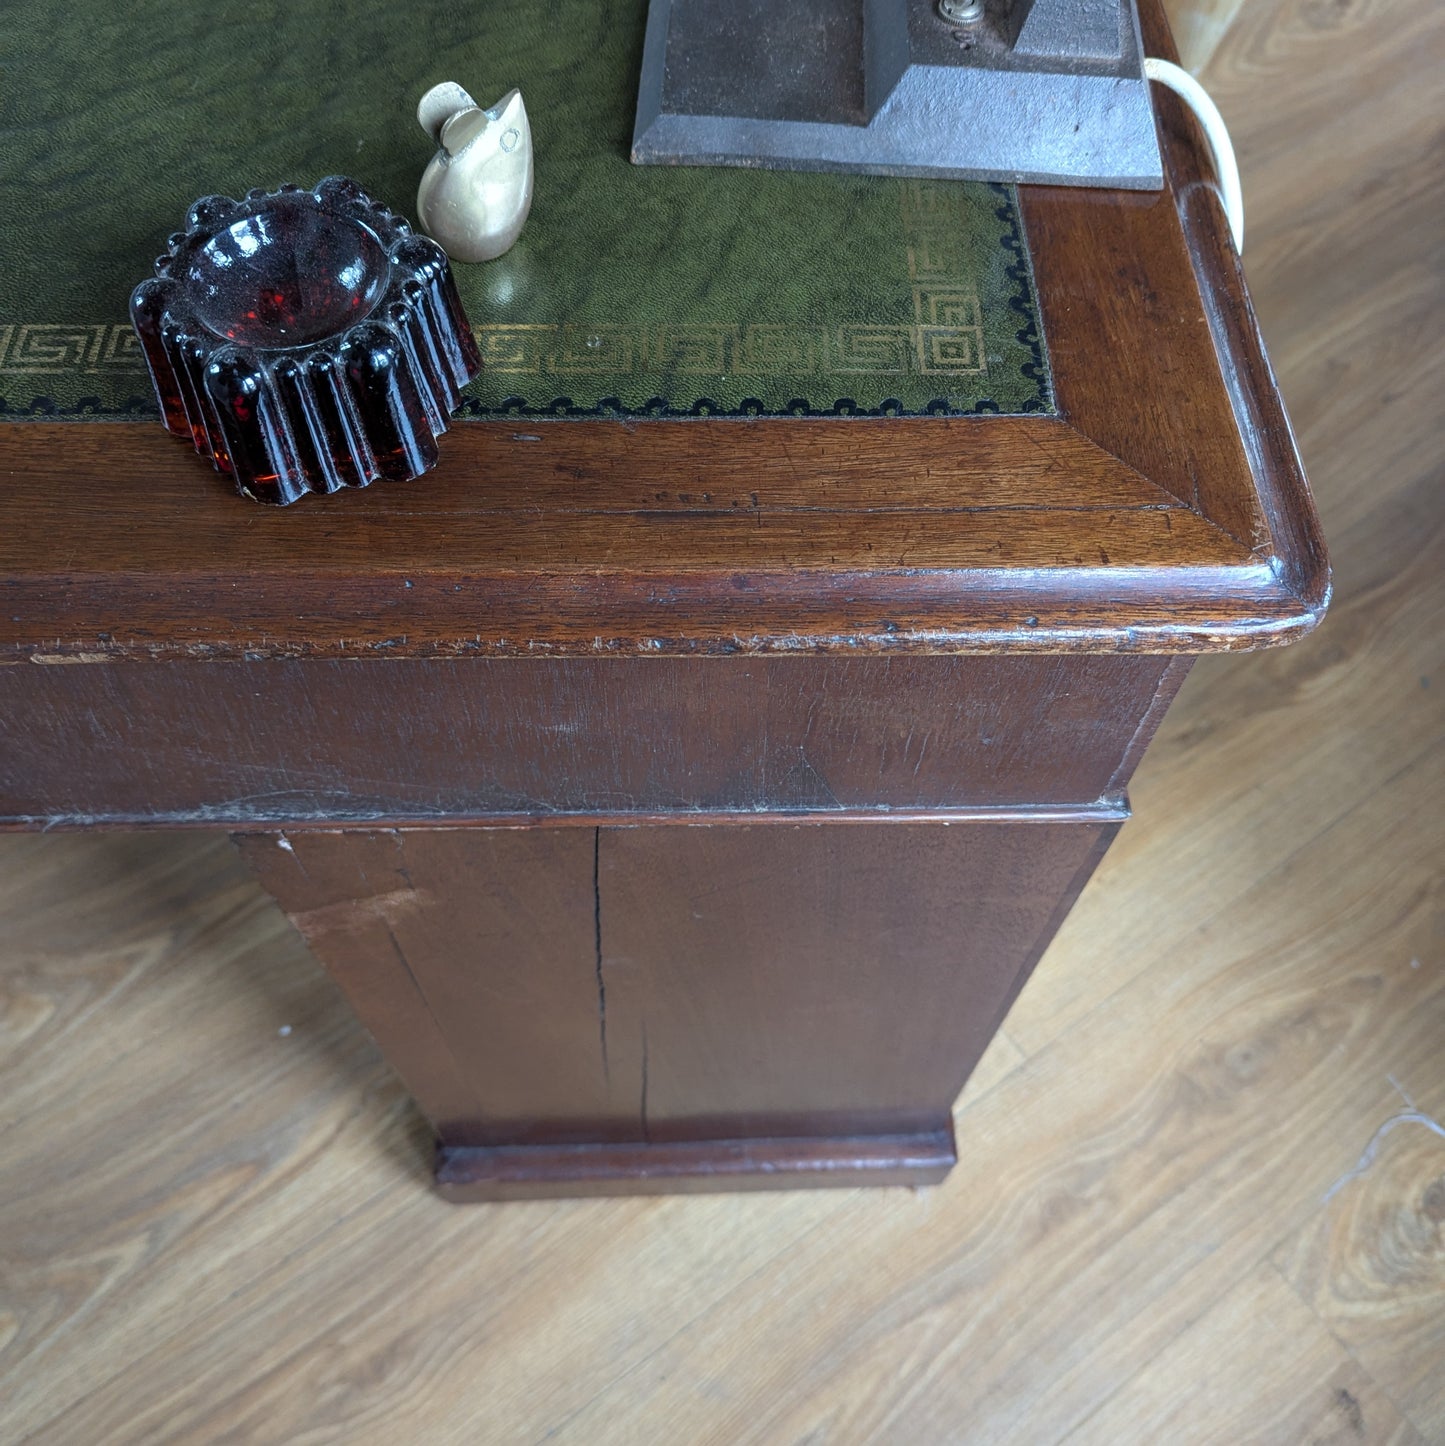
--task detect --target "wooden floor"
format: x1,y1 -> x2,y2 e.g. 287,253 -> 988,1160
3,1 -> 1441,1440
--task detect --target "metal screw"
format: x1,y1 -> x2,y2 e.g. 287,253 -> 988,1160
938,0 -> 984,22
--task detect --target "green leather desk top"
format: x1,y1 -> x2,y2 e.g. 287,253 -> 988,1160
0,0 -> 1051,420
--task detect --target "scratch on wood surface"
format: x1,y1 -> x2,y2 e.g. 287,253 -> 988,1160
382,924 -> 426,1001
912,731 -> 931,780
389,830 -> 417,892
640,1023 -> 651,1144
795,746 -> 843,808
594,827 -> 609,1086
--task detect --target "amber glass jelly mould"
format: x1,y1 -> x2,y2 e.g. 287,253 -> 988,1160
130,177 -> 482,505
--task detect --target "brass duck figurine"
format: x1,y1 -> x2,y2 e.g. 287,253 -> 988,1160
416,82 -> 533,263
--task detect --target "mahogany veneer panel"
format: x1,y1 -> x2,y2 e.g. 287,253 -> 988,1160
1,655 -> 1187,826
239,818 -> 1115,1197
592,821 -> 1114,1141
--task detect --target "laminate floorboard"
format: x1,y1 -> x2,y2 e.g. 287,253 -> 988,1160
2,0 -> 1441,1438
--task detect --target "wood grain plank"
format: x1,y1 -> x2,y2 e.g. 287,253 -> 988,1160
1162,0 -> 1250,71
1063,1263 -> 1426,1445
0,416 -> 1170,528
0,835 -> 434,1441
1274,1091 -> 1445,1440
0,530 -> 1304,662
1,654 -> 1178,825
0,418 -> 1278,658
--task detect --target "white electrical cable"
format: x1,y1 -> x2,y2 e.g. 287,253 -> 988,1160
1143,56 -> 1245,254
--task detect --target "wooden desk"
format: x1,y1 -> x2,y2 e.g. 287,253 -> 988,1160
0,6 -> 1326,1199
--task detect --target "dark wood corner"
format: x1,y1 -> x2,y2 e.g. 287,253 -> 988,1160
0,0 -> 1332,1201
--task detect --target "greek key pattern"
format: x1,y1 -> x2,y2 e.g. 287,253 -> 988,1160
472,319 -> 975,377
0,324 -> 146,373
901,181 -> 986,375
4,188 -> 985,385
0,317 -> 977,382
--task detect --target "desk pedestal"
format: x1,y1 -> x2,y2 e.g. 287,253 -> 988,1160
212,653 -> 1182,1199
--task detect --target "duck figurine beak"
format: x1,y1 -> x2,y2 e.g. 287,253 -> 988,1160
416,82 -> 534,263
